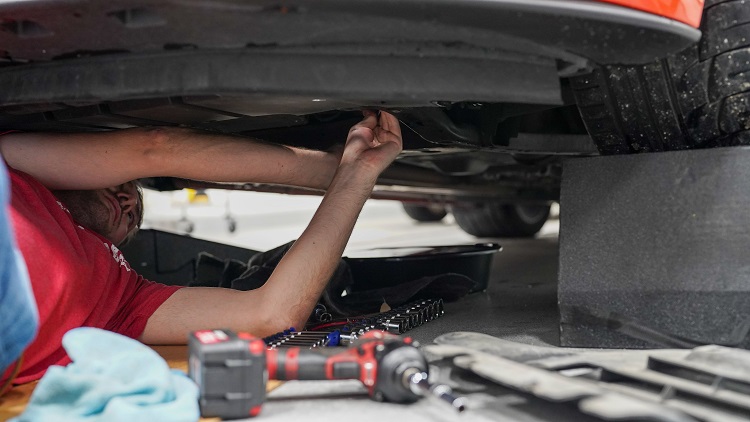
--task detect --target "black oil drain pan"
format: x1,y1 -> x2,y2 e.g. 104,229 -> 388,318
343,243 -> 501,293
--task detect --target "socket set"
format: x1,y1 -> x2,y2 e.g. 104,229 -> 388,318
263,298 -> 445,349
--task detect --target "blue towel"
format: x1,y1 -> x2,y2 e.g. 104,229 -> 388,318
12,327 -> 199,422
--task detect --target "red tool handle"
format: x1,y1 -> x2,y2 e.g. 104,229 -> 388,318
266,343 -> 379,390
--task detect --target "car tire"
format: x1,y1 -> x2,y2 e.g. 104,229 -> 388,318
451,203 -> 550,238
571,0 -> 750,154
401,203 -> 448,222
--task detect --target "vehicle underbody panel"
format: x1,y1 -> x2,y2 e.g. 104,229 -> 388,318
0,0 -> 701,202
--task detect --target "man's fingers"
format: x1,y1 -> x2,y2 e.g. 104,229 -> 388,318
345,110 -> 402,158
361,110 -> 378,126
348,127 -> 375,146
378,111 -> 402,138
350,113 -> 377,134
374,126 -> 401,146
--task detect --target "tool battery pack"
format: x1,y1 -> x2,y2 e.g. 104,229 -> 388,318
188,329 -> 267,419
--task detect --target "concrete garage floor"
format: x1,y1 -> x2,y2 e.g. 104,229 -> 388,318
253,236 -> 570,422
143,193 -> 577,421
407,236 -> 560,347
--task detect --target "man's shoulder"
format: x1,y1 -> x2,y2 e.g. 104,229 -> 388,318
8,166 -> 66,217
8,164 -> 44,189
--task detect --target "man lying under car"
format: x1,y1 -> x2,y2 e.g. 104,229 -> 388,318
0,110 -> 402,385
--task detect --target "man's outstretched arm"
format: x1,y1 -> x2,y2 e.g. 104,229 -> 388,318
140,111 -> 403,342
0,127 -> 339,191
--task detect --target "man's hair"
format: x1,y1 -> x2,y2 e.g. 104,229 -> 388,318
119,181 -> 144,247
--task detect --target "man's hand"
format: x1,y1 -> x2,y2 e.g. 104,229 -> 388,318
341,110 -> 403,175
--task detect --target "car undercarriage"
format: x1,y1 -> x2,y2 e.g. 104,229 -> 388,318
0,0 -> 713,237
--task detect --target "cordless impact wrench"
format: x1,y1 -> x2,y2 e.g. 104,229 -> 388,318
188,329 -> 465,419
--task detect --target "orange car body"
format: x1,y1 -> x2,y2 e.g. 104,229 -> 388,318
601,0 -> 705,27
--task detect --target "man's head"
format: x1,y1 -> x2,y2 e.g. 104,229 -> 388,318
52,181 -> 144,246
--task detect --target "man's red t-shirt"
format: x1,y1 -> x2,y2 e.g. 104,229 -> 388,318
2,167 -> 182,384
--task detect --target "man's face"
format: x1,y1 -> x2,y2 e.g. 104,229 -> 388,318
53,182 -> 143,246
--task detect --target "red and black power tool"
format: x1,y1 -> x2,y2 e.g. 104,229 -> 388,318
188,329 -> 465,419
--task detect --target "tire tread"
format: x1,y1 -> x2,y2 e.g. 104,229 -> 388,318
452,204 -> 550,238
571,0 -> 750,154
